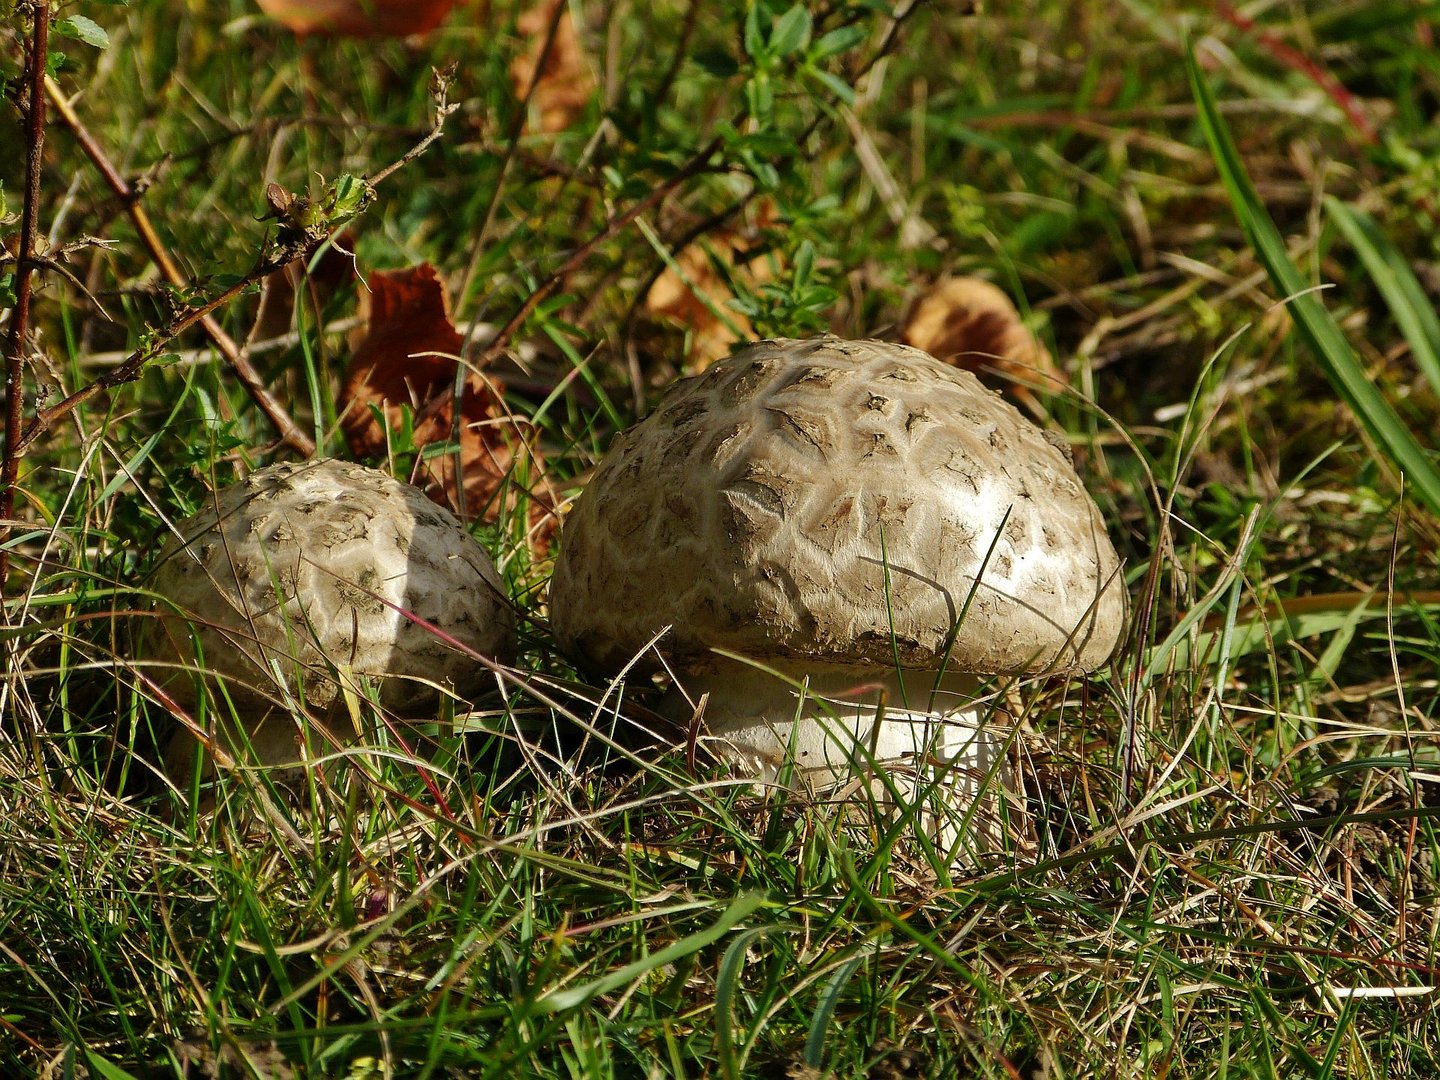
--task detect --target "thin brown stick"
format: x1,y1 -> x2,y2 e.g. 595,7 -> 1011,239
16,264 -> 286,455
43,75 -> 315,456
367,67 -> 458,188
1,3 -> 51,591
18,69 -> 457,461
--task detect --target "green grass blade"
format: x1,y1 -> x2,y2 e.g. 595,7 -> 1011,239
1186,44 -> 1440,519
1326,196 -> 1440,393
715,925 -> 771,1080
803,954 -> 864,1069
535,893 -> 768,1014
82,1053 -> 145,1080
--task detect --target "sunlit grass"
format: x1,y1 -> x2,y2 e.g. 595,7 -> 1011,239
2,2 -> 1438,1077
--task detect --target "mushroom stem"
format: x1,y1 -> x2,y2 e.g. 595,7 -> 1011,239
666,659 -> 1014,856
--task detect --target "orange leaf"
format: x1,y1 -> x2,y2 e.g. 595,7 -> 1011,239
508,0 -> 595,133
340,264 -> 558,550
901,276 -> 1064,407
645,203 -> 779,369
256,0 -> 457,37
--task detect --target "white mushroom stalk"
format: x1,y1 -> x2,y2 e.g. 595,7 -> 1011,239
666,660 -> 991,778
666,659 -> 1003,854
550,337 -> 1127,859
135,458 -> 516,778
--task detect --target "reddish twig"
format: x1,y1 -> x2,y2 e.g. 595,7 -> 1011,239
43,75 -> 316,456
15,263 -> 288,455
16,67 -> 457,462
1216,2 -> 1378,145
1,3 -> 51,592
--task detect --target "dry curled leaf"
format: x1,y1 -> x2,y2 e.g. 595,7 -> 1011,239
645,203 -> 778,369
256,0 -> 457,36
508,0 -> 595,133
340,264 -> 557,551
902,276 -> 1064,408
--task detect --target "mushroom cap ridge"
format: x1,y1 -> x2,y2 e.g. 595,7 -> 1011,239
550,337 -> 1126,677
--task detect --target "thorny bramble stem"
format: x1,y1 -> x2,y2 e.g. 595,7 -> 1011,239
44,75 -> 316,457
1,2 -> 51,596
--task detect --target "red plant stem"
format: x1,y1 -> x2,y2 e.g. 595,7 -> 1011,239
1,3 -> 51,594
1216,2 -> 1377,145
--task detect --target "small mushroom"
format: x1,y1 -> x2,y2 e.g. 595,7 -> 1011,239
136,459 -> 515,776
549,337 -> 1126,856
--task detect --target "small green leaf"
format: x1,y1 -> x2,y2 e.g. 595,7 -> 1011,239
808,67 -> 856,106
327,174 -> 372,220
743,4 -> 765,60
745,72 -> 774,125
734,141 -> 780,190
769,5 -> 813,58
54,15 -> 109,49
793,240 -> 815,286
811,24 -> 868,60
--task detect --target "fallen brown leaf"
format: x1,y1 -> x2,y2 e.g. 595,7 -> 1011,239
509,0 -> 595,133
902,276 -> 1064,407
340,264 -> 558,552
255,0 -> 457,37
645,203 -> 779,369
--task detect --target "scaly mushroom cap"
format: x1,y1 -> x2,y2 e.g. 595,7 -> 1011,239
550,336 -> 1125,677
140,458 -> 514,713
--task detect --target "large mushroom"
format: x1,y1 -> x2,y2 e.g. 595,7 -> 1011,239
549,337 -> 1126,855
136,458 -> 515,777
